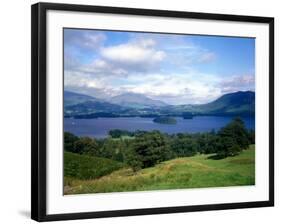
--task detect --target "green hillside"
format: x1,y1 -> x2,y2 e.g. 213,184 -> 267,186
193,91 -> 255,115
64,145 -> 255,195
64,152 -> 124,180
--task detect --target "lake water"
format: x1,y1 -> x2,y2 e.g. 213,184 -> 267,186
64,116 -> 255,138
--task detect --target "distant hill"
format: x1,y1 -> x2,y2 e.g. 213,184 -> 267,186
109,93 -> 168,108
63,90 -> 255,117
193,91 -> 255,116
65,101 -> 125,115
64,91 -> 100,106
64,91 -> 125,116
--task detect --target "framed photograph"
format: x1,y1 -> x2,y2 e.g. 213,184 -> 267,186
31,2 -> 274,222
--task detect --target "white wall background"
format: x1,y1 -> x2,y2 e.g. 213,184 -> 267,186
0,0 -> 279,223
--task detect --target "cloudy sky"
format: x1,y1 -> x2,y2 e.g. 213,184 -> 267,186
64,28 -> 255,105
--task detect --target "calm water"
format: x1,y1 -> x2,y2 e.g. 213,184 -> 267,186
64,116 -> 255,138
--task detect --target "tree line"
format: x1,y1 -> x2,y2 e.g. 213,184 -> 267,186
64,117 -> 255,172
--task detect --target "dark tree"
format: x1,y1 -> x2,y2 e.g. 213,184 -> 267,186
132,131 -> 172,168
73,137 -> 99,155
217,117 -> 250,157
100,138 -> 128,161
64,132 -> 79,153
248,129 -> 255,144
197,132 -> 218,154
170,136 -> 198,157
125,150 -> 143,172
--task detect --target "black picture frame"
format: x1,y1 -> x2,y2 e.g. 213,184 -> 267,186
31,2 -> 274,222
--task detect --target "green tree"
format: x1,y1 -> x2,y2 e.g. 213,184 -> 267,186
170,136 -> 197,157
197,132 -> 218,154
248,129 -> 255,144
73,137 -> 99,155
132,131 -> 172,168
216,136 -> 239,157
217,117 -> 250,157
100,139 -> 125,160
125,150 -> 143,172
64,132 -> 79,153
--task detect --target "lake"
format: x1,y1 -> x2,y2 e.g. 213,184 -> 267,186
64,116 -> 255,138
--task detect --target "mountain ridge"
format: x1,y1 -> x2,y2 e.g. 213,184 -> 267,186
109,93 -> 167,108
192,91 -> 255,115
64,90 -> 255,118
64,91 -> 100,106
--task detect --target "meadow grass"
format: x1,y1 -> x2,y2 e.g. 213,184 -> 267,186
64,145 -> 255,195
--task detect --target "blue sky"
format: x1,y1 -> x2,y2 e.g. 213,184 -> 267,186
64,28 -> 255,105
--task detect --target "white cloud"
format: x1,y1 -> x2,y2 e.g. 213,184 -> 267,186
82,33 -> 106,49
65,69 -> 212,104
64,31 -> 253,105
219,74 -> 255,93
66,31 -> 106,50
100,39 -> 166,65
65,69 -> 254,105
110,72 -> 222,104
74,59 -> 128,77
65,34 -> 217,79
67,38 -> 168,77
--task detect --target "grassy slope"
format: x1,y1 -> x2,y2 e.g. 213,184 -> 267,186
64,152 -> 124,180
64,145 -> 255,195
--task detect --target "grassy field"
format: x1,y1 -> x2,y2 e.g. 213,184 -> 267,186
64,145 -> 255,195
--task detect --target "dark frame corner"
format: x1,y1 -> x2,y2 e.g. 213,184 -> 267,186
31,2 -> 274,222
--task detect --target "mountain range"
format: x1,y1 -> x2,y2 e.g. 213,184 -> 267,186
64,90 -> 255,118
109,93 -> 167,108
